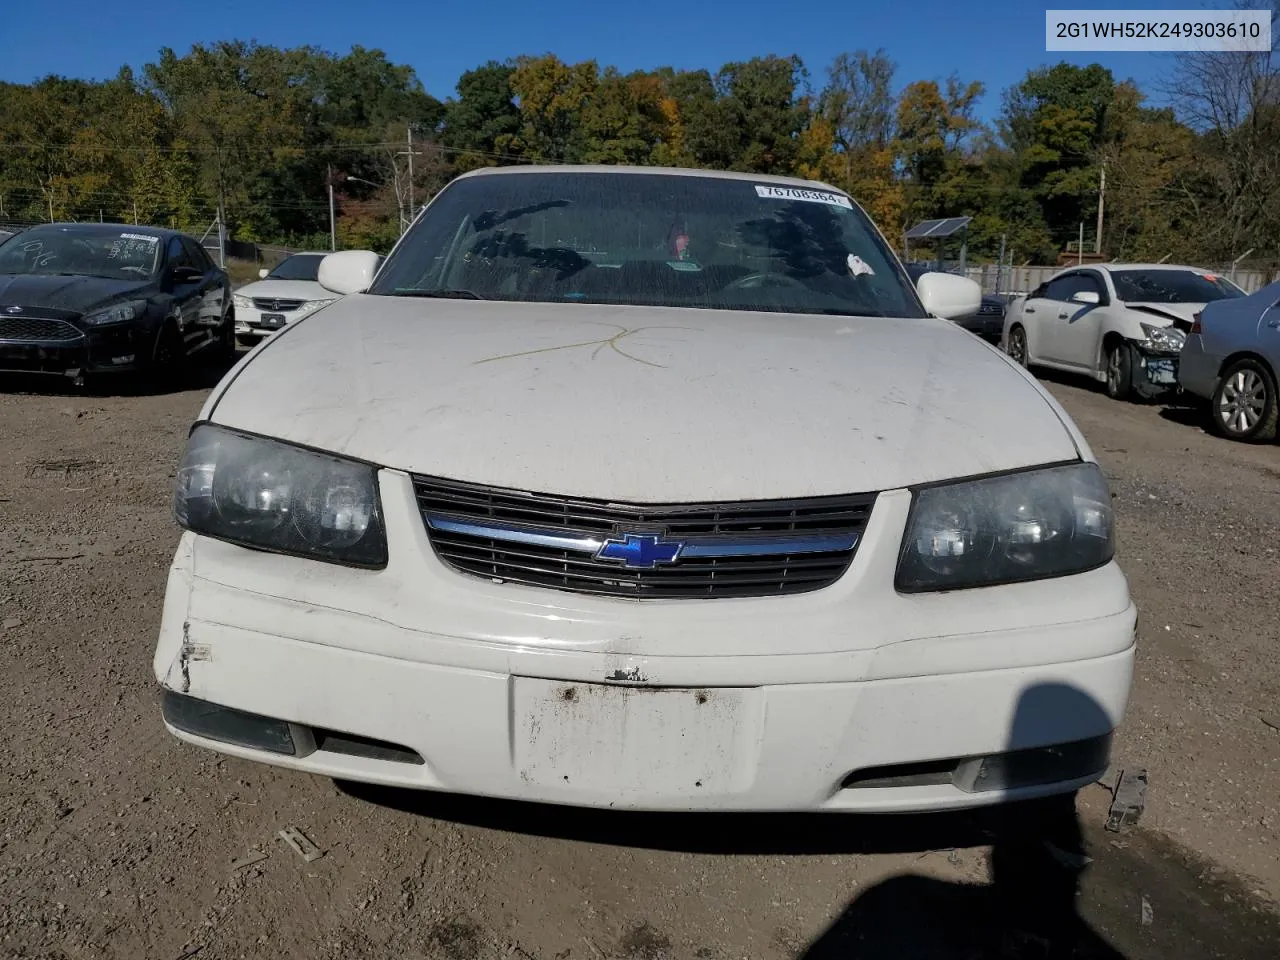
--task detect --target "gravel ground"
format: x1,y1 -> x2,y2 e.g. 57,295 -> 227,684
1,359 -> 1279,960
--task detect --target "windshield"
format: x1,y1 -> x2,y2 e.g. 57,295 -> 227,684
0,227 -> 161,281
1110,269 -> 1245,304
370,172 -> 926,319
268,254 -> 324,281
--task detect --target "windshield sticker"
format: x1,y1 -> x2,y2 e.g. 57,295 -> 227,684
847,254 -> 875,277
754,184 -> 853,209
119,232 -> 159,243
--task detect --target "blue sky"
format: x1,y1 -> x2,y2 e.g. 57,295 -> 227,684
1,0 -> 1182,122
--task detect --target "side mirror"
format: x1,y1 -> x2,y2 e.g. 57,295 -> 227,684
916,272 -> 982,320
318,250 -> 380,295
1071,290 -> 1100,305
258,268 -> 269,280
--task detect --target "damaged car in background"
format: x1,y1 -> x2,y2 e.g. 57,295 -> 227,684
153,166 -> 1135,814
1003,264 -> 1245,401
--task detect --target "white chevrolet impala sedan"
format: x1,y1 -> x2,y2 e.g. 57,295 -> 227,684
154,166 -> 1135,812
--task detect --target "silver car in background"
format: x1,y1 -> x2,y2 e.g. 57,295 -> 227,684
1179,279 -> 1280,442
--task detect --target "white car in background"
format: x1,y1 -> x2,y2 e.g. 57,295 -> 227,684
1003,264 -> 1246,401
232,252 -> 339,345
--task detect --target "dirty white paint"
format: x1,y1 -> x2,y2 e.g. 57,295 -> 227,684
512,678 -> 763,800
204,297 -> 1081,503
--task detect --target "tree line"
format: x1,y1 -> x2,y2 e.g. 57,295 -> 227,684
0,36 -> 1276,266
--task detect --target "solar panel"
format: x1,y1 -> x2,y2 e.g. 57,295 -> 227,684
904,217 -> 972,239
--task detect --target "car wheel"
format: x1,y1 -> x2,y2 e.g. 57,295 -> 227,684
236,334 -> 260,348
1211,358 -> 1278,442
214,310 -> 237,364
1007,325 -> 1029,367
1105,341 -> 1134,401
149,322 -> 186,390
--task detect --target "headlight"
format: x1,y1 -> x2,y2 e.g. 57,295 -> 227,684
896,462 -> 1114,592
295,298 -> 337,317
174,424 -> 387,567
232,294 -> 252,310
83,299 -> 146,326
1138,322 -> 1186,354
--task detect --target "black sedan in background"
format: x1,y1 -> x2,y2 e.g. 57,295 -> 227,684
0,223 -> 233,386
905,262 -> 1005,341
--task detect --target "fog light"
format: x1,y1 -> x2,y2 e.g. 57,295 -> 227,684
161,691 -> 296,754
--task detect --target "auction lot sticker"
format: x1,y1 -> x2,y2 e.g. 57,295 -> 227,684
754,185 -> 853,209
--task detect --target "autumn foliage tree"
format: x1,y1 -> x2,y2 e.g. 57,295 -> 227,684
0,38 -> 1276,266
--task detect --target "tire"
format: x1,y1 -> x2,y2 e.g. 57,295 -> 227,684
1211,358 -> 1278,442
148,322 -> 186,390
236,334 -> 260,348
1007,325 -> 1029,367
213,310 -> 237,364
1104,341 -> 1134,401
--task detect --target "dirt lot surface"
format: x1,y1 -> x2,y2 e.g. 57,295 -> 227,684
2,360 -> 1279,960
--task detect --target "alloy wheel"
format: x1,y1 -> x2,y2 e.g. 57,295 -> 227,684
1217,368 -> 1267,434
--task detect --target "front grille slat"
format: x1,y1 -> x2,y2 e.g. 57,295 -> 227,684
251,297 -> 304,312
0,317 -> 85,343
432,535 -> 848,576
414,476 -> 876,600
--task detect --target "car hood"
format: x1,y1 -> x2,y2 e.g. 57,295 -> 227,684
235,278 -> 330,300
207,297 -> 1081,501
0,273 -> 152,314
1124,301 -> 1204,327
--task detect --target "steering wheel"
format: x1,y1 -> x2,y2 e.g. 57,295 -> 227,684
724,272 -> 807,291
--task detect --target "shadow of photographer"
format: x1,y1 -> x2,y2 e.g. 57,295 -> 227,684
800,682 -> 1123,959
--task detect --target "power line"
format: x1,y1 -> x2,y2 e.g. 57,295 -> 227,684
0,139 -> 531,164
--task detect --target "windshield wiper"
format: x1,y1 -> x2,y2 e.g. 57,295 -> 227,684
390,288 -> 486,300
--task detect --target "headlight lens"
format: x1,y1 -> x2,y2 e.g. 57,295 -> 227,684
174,424 -> 387,567
232,294 -> 252,310
296,298 -> 336,316
83,300 -> 146,326
1138,322 -> 1186,354
896,462 -> 1114,592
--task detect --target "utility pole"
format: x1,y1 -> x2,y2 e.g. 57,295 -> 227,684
1095,160 -> 1106,254
133,202 -> 139,226
1078,223 -> 1084,265
327,164 -> 337,252
997,234 -> 1007,295
406,126 -> 415,223
48,196 -> 54,222
216,190 -> 227,268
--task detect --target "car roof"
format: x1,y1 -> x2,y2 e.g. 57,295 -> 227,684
455,164 -> 847,195
20,222 -> 190,241
1057,263 -> 1212,275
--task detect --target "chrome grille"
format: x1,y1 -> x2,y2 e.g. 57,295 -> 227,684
978,302 -> 1004,316
0,317 -> 85,343
413,475 -> 876,600
252,298 -> 304,312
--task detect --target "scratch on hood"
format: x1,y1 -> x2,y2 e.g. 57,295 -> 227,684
473,324 -> 689,368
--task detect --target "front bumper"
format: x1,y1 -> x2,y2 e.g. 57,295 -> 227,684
234,303 -> 304,340
1177,335 -> 1219,399
0,325 -> 151,376
953,311 -> 1004,341
154,475 -> 1137,813
1133,348 -> 1181,399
